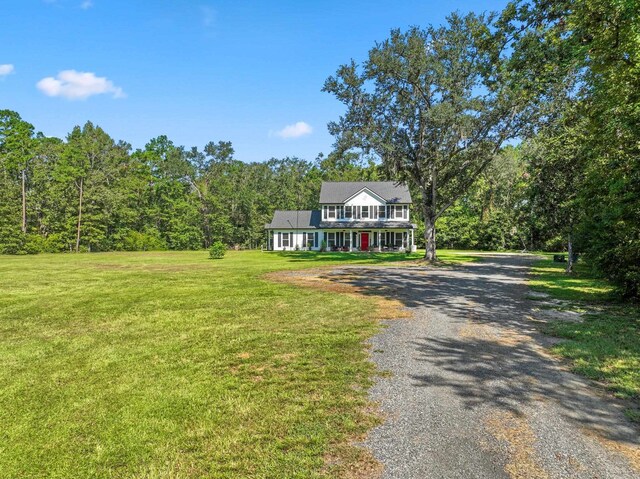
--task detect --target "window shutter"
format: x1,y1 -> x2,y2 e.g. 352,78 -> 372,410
404,205 -> 408,219
278,232 -> 281,248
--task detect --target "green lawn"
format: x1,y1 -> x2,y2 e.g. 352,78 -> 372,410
529,257 -> 640,408
0,249 -> 475,478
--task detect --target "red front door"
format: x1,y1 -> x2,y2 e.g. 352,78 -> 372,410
361,233 -> 369,251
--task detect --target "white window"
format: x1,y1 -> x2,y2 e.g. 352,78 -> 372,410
379,206 -> 386,219
328,206 -> 336,219
282,232 -> 290,247
305,232 -> 315,248
395,232 -> 403,247
345,205 -> 352,219
327,232 -> 336,247
395,205 -> 404,218
362,206 -> 369,219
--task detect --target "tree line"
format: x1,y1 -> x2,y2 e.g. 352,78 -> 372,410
0,118 -> 379,254
1,0 -> 638,298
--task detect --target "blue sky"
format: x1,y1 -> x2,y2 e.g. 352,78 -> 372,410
2,0 -> 509,163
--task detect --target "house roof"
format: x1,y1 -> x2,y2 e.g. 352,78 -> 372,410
319,181 -> 412,204
319,221 -> 416,230
265,210 -> 321,229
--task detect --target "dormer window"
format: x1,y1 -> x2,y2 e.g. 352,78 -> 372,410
328,206 -> 336,219
362,206 -> 369,219
345,206 -> 352,219
378,206 -> 386,219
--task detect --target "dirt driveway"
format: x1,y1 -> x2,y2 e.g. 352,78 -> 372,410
327,254 -> 639,478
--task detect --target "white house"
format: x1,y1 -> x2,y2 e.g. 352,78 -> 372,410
265,181 -> 417,252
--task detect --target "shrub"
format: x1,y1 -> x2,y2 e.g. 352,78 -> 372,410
209,241 -> 226,259
121,229 -> 167,251
42,233 -> 70,253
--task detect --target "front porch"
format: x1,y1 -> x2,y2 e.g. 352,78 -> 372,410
324,229 -> 416,252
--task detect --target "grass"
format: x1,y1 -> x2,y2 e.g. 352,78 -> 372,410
529,255 -> 615,302
529,256 -> 640,408
0,248 -> 477,478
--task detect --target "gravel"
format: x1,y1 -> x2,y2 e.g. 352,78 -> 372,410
341,254 -> 639,479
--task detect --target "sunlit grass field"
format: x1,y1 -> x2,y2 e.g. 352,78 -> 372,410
529,257 -> 639,408
0,249 -> 475,478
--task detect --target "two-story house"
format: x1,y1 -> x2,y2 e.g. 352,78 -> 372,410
265,181 -> 416,252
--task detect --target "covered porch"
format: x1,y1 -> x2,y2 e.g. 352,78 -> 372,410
324,228 -> 416,252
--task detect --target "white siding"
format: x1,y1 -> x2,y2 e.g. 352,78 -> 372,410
344,190 -> 385,207
271,230 -> 322,251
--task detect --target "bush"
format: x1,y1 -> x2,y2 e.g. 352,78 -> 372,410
0,226 -> 26,254
209,241 -> 226,259
121,229 -> 167,251
42,233 -> 70,253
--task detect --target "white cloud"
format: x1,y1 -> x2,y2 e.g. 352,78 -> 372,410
80,0 -> 93,9
0,64 -> 15,77
36,70 -> 125,100
274,121 -> 313,139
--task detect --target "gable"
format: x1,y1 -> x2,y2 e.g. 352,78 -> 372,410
344,189 -> 385,206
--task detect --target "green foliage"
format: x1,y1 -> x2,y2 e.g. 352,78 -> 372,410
119,229 -> 167,251
323,12 -> 555,260
512,0 -> 640,299
208,241 -> 226,259
0,113 -> 377,256
435,146 -> 530,251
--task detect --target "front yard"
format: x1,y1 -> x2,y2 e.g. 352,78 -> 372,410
1,249 -> 474,478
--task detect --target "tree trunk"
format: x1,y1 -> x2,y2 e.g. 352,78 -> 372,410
424,214 -> 437,261
75,177 -> 84,253
566,230 -> 574,274
21,169 -> 26,234
423,165 -> 438,262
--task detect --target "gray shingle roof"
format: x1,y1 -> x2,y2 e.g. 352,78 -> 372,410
265,210 -> 321,229
319,181 -> 412,204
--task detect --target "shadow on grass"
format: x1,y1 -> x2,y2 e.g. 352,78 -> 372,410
543,309 -> 640,400
275,251 -> 421,264
274,250 -> 481,266
529,259 -> 616,303
529,258 -> 639,403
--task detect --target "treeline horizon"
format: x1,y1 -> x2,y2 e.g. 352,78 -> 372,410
0,110 -> 566,255
0,105 -> 638,298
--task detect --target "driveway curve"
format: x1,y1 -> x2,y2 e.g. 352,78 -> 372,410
331,254 -> 639,478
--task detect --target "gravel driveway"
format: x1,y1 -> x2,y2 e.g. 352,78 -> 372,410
332,254 -> 639,478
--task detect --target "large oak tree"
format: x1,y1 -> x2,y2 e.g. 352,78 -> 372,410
323,12 -> 554,260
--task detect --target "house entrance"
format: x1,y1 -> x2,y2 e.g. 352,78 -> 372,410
360,232 -> 369,251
